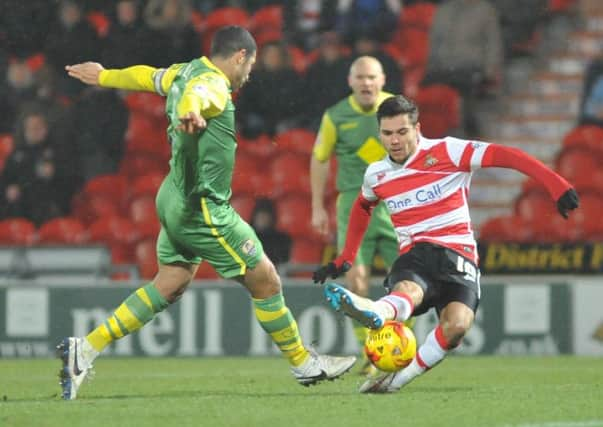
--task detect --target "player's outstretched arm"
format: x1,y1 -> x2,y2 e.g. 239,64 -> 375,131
312,194 -> 375,284
481,144 -> 579,218
65,62 -> 104,86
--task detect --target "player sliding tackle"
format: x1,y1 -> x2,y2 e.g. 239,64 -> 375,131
313,95 -> 579,393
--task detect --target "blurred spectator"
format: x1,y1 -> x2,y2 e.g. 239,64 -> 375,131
579,57 -> 603,127
0,59 -> 36,133
44,1 -> 101,97
238,41 -> 304,138
283,1 -> 338,51
0,0 -> 51,58
143,0 -> 201,66
250,198 -> 292,267
0,108 -> 73,224
489,0 -> 547,58
71,87 -> 129,181
102,0 -> 153,68
350,33 -> 403,94
335,0 -> 401,44
422,0 -> 503,136
303,32 -> 351,126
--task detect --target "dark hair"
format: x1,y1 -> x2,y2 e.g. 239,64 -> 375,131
377,95 -> 419,125
210,26 -> 257,59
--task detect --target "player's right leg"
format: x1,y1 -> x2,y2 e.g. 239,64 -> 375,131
241,255 -> 357,386
58,229 -> 199,400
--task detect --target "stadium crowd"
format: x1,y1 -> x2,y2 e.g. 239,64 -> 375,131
0,0 -> 588,279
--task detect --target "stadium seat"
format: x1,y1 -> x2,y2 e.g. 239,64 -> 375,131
124,93 -> 166,119
555,146 -> 601,183
237,133 -> 277,160
0,218 -> 37,245
399,2 -> 436,31
230,194 -> 256,222
287,238 -> 324,278
562,125 -> 603,155
392,28 -> 429,68
270,153 -> 310,196
83,174 -> 129,203
250,5 -> 283,33
514,189 -> 558,224
88,216 -> 137,245
231,153 -> 261,196
128,195 -> 159,226
276,194 -> 315,238
274,128 -> 316,155
195,261 -> 220,280
119,153 -> 169,179
125,112 -> 169,160
135,238 -> 157,279
38,217 -> 87,244
0,133 -> 14,171
131,173 -> 165,199
415,84 -> 461,138
478,215 -> 533,243
288,46 -> 309,74
72,192 -> 122,226
87,11 -> 110,38
202,7 -> 249,53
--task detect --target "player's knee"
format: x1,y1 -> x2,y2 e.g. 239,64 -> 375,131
441,321 -> 471,349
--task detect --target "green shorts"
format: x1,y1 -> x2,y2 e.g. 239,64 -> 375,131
155,177 -> 264,278
337,190 -> 399,267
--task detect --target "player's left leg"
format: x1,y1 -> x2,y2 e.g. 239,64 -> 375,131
360,292 -> 477,393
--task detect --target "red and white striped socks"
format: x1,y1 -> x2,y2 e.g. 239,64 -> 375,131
378,291 -> 414,322
390,325 -> 450,389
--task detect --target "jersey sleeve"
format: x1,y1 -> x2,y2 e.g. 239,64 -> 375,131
177,71 -> 229,119
444,137 -> 491,171
98,63 -> 185,96
360,165 -> 380,201
312,112 -> 337,162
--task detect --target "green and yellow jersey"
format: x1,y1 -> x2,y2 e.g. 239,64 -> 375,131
313,91 -> 392,192
99,56 -> 235,202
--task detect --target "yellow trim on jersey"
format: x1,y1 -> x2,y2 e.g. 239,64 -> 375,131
201,57 -> 231,88
348,91 -> 393,115
178,71 -> 229,119
313,112 -> 337,162
157,63 -> 185,95
200,197 -> 246,275
99,66 -> 157,92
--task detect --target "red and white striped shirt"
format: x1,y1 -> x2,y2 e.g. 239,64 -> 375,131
337,135 -> 572,269
361,136 -> 491,263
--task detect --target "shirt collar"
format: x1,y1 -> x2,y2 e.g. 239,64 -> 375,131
201,56 -> 231,88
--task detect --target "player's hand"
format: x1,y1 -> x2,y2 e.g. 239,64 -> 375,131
177,112 -> 206,134
65,62 -> 104,85
312,260 -> 352,284
311,205 -> 329,236
556,188 -> 579,219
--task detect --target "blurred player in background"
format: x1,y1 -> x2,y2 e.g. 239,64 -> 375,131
58,25 -> 356,401
313,95 -> 579,393
310,56 -> 413,374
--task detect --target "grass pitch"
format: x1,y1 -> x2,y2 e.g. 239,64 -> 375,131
1,356 -> 602,427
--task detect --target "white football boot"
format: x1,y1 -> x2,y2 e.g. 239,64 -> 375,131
324,283 -> 389,329
291,348 -> 357,386
57,337 -> 95,400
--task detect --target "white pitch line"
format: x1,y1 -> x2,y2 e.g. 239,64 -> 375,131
502,421 -> 603,427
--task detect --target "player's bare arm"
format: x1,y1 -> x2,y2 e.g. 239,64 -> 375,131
65,62 -> 104,86
310,155 -> 330,236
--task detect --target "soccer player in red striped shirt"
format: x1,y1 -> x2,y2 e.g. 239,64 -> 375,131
313,95 -> 579,393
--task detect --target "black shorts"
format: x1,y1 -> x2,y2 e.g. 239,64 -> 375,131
383,242 -> 481,316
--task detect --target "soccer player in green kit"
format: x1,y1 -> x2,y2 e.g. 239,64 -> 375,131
57,26 -> 356,400
310,56 -> 412,374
